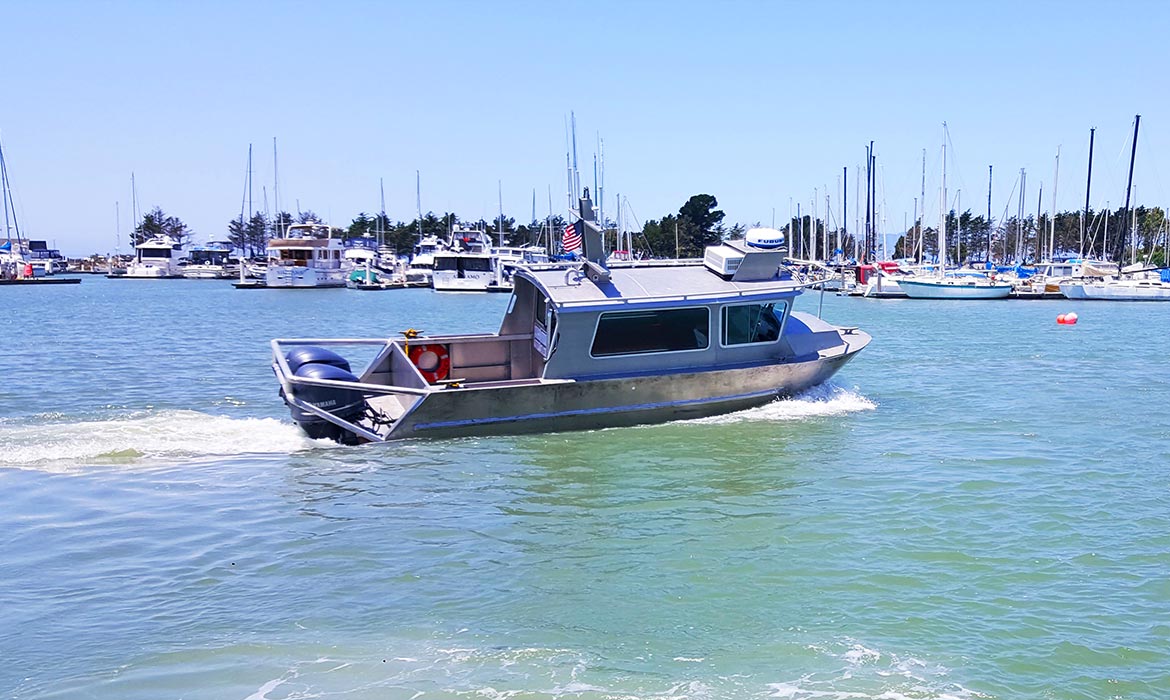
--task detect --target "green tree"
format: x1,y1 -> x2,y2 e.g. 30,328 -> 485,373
676,194 -> 725,258
133,207 -> 190,246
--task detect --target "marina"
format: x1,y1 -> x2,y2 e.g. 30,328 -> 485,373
5,2 -> 1170,698
3,274 -> 1170,699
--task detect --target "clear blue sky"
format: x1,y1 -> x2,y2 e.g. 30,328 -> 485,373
3,0 -> 1169,255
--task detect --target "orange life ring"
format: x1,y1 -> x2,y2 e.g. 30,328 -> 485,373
409,343 -> 450,383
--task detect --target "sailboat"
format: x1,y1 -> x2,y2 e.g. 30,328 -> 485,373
898,124 -> 1012,299
0,136 -> 60,282
1058,115 -> 1170,300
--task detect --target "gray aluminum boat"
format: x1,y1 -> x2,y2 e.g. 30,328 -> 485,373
271,191 -> 871,443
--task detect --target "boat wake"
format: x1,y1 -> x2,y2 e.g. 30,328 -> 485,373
0,409 -> 329,470
688,383 -> 877,425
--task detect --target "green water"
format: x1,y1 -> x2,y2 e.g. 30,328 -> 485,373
1,277 -> 1168,699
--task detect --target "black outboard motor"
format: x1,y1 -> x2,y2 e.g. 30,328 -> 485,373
282,346 -> 368,444
285,346 -> 351,373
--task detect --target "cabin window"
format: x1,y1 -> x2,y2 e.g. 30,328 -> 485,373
590,307 -> 709,357
435,257 -> 457,271
721,302 -> 786,346
461,258 -> 493,272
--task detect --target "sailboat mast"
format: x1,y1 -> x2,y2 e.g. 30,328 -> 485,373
379,178 -> 387,247
828,191 -> 837,263
238,146 -> 251,283
1017,169 -> 1025,262
131,172 -> 138,245
1036,182 -> 1044,263
864,143 -> 872,264
869,146 -> 876,263
415,170 -> 422,241
272,137 -> 279,236
797,203 -> 803,259
1050,147 -> 1060,259
841,166 -> 847,260
987,165 -> 993,262
497,180 -> 504,247
1117,114 -> 1140,266
1083,127 -> 1095,257
938,126 -> 946,275
957,189 -> 961,266
920,149 -> 927,264
0,138 -> 14,243
598,136 -> 604,232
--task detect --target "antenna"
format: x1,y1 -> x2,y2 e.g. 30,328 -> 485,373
571,111 -> 579,196
0,137 -> 16,243
416,170 -> 423,241
272,137 -> 279,233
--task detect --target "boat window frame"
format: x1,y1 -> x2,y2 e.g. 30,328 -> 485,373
533,295 -> 556,358
719,300 -> 789,348
589,305 -> 711,358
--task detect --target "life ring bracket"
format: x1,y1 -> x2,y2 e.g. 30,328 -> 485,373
408,343 -> 451,384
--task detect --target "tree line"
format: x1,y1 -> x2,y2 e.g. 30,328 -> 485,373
128,196 -> 1169,267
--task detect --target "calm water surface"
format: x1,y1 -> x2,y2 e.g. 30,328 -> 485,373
2,276 -> 1168,699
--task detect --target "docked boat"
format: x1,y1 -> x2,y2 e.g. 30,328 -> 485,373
897,124 -> 1011,300
432,227 -> 502,292
264,223 -> 347,288
898,271 -> 1013,299
117,235 -> 185,278
404,235 -> 447,287
858,262 -> 912,298
1060,268 -> 1170,300
270,190 -> 870,443
183,241 -> 236,279
493,244 -> 551,289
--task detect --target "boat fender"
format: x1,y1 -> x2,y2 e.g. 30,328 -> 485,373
409,343 -> 450,383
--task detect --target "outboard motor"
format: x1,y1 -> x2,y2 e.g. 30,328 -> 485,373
282,346 -> 368,444
285,346 -> 351,373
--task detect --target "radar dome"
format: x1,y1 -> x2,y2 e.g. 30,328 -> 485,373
744,228 -> 786,250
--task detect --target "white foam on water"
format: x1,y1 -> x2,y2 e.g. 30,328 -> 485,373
761,639 -> 989,700
0,409 -> 332,470
687,383 -> 877,425
243,676 -> 288,700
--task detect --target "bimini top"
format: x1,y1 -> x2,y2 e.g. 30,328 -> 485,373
516,257 -> 802,312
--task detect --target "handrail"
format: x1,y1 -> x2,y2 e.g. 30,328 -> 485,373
556,283 -> 811,309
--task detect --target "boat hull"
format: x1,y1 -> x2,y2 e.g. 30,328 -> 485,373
1061,281 -> 1170,301
265,266 -> 347,288
898,279 -> 1012,299
383,340 -> 867,440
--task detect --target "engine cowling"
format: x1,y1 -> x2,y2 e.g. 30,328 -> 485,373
282,348 -> 367,443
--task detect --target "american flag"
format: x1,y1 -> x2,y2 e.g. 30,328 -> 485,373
562,222 -> 583,253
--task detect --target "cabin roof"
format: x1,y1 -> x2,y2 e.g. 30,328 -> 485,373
517,262 -> 802,311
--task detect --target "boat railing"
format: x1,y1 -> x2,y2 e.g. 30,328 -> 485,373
272,338 -> 431,398
555,281 -> 814,309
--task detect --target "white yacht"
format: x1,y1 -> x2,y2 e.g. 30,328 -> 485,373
1061,264 -> 1170,300
404,235 -> 446,287
264,223 -> 347,288
493,244 -> 550,288
183,241 -> 235,279
120,236 -> 184,278
432,227 -> 500,292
